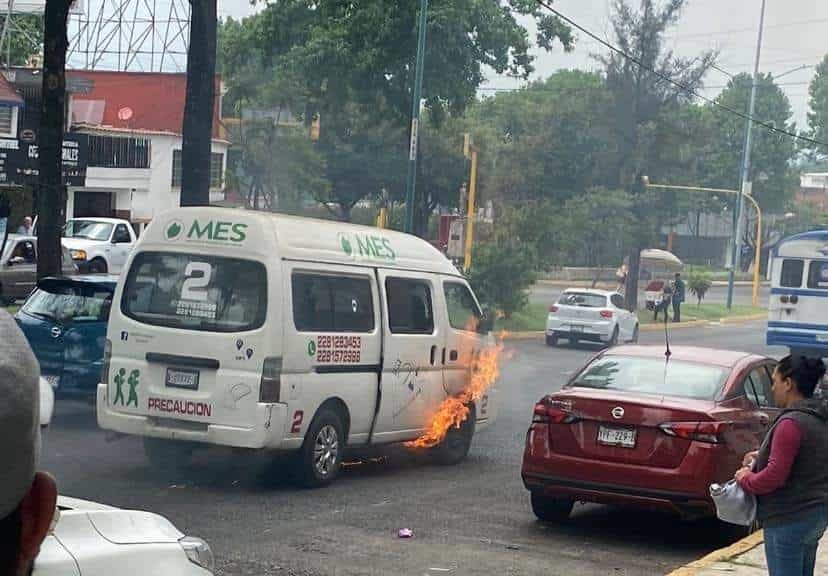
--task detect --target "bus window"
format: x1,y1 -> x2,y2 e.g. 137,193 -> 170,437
807,261 -> 828,290
780,259 -> 804,288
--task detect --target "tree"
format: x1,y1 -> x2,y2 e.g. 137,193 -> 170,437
704,73 -> 797,214
217,0 -> 573,220
687,270 -> 712,306
180,0 -> 217,207
807,54 -> 828,157
0,14 -> 43,66
560,188 -> 635,268
599,0 -> 715,310
36,0 -> 73,280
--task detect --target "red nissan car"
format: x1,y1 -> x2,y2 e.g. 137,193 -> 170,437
522,345 -> 778,522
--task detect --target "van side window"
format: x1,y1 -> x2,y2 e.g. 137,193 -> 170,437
807,260 -> 828,290
292,273 -> 374,333
444,282 -> 481,332
780,259 -> 804,288
386,278 -> 434,335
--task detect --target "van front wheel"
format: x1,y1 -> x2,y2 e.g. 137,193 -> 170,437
143,437 -> 195,471
296,409 -> 345,488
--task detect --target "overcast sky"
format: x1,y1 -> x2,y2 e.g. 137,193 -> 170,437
217,0 -> 828,130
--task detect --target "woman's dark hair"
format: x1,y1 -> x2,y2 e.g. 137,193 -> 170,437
0,504 -> 22,574
776,355 -> 827,398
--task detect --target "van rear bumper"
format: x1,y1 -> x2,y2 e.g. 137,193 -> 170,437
96,384 -> 288,449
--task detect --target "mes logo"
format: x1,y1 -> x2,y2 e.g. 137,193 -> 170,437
166,219 -> 248,243
338,232 -> 395,261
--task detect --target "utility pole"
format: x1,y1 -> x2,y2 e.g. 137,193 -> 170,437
727,0 -> 765,309
462,133 -> 478,273
403,0 -> 428,234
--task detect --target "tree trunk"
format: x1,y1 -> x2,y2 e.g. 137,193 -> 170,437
180,0 -> 217,207
624,244 -> 641,311
37,0 -> 72,280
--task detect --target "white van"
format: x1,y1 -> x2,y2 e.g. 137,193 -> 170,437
98,207 -> 498,486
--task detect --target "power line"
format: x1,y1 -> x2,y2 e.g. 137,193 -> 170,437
533,0 -> 826,148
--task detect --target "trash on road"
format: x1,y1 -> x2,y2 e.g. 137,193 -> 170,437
397,528 -> 414,538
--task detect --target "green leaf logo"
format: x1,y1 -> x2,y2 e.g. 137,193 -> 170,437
166,220 -> 183,241
307,340 -> 317,357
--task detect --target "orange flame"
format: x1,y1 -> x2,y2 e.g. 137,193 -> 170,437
405,332 -> 509,449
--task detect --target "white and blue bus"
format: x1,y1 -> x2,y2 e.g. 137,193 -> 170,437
767,230 -> 828,356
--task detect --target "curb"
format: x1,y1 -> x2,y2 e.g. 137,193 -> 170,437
499,315 -> 766,341
665,530 -> 764,576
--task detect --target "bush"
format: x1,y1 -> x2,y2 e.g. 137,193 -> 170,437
469,239 -> 537,319
687,271 -> 713,306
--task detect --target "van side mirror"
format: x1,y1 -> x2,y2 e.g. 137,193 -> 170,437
478,308 -> 495,334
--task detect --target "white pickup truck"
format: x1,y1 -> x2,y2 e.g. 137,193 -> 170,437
62,218 -> 137,274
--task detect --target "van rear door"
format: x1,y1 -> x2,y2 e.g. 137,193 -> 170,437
115,251 -> 272,430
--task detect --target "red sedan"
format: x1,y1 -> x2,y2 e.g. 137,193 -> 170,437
522,345 -> 778,521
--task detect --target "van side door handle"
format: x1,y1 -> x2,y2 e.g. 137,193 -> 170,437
430,345 -> 437,366
441,348 -> 446,365
449,350 -> 458,362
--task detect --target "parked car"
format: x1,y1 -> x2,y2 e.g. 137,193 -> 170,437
0,235 -> 76,305
522,345 -> 778,522
16,275 -> 117,395
546,289 -> 639,347
63,217 -> 137,274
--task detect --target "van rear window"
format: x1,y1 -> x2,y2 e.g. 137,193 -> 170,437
807,261 -> 828,290
780,259 -> 804,288
122,252 -> 267,332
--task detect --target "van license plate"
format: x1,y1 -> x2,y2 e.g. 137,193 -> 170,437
165,368 -> 199,390
597,425 -> 636,448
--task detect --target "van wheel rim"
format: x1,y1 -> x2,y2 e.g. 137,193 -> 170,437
313,425 -> 339,477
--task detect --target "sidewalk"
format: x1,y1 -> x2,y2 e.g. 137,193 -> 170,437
667,531 -> 828,575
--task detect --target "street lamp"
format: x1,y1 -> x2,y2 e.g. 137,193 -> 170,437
643,180 -> 764,307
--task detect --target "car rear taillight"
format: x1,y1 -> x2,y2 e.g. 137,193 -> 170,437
260,356 -> 283,403
101,339 -> 112,385
659,421 -> 727,444
532,398 -> 577,424
549,305 -> 559,313
600,310 -> 613,318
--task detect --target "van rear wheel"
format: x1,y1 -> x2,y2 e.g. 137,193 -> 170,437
143,437 -> 195,471
296,409 -> 345,488
433,404 -> 475,465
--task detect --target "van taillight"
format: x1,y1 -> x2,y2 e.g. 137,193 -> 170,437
659,421 -> 728,444
101,339 -> 112,384
260,356 -> 282,403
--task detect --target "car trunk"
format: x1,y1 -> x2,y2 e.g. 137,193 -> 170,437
547,388 -> 717,469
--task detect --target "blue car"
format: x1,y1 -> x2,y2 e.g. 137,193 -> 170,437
16,275 -> 117,396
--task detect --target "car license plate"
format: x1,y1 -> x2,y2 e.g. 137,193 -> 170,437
43,374 -> 60,389
165,368 -> 199,390
597,425 -> 637,448
571,325 -> 584,332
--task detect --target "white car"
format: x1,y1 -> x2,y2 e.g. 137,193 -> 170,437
62,218 -> 137,274
545,288 -> 639,347
34,496 -> 214,576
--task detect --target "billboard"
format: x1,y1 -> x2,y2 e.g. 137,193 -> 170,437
0,0 -> 83,14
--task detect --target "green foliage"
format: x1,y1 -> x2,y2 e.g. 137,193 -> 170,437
468,239 -> 537,319
687,271 -> 713,306
808,54 -> 828,156
1,14 -> 42,66
559,187 -> 635,267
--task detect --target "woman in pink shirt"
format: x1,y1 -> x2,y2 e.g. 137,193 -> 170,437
735,355 -> 828,576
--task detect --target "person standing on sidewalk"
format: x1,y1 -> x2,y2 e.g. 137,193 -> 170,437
671,273 -> 685,323
735,355 -> 828,576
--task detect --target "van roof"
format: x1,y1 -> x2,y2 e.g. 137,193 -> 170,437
775,230 -> 828,259
140,207 -> 463,277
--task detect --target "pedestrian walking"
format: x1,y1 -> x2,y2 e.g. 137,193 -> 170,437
735,355 -> 828,576
16,216 -> 33,236
0,310 -> 59,576
672,272 -> 685,323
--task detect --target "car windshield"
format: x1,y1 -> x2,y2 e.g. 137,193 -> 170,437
22,281 -> 113,324
64,220 -> 114,241
559,293 -> 606,308
570,355 -> 729,401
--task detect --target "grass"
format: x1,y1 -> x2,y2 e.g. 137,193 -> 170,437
1,304 -> 19,315
684,264 -> 753,282
493,301 -> 765,332
637,303 -> 765,325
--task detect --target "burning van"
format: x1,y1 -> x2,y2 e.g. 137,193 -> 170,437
98,207 -> 501,487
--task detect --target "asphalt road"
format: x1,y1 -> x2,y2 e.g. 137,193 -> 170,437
41,321 -> 784,576
529,282 -> 770,308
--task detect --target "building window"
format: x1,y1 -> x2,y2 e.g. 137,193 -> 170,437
171,150 -> 223,189
0,105 -> 17,137
171,149 -> 182,187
